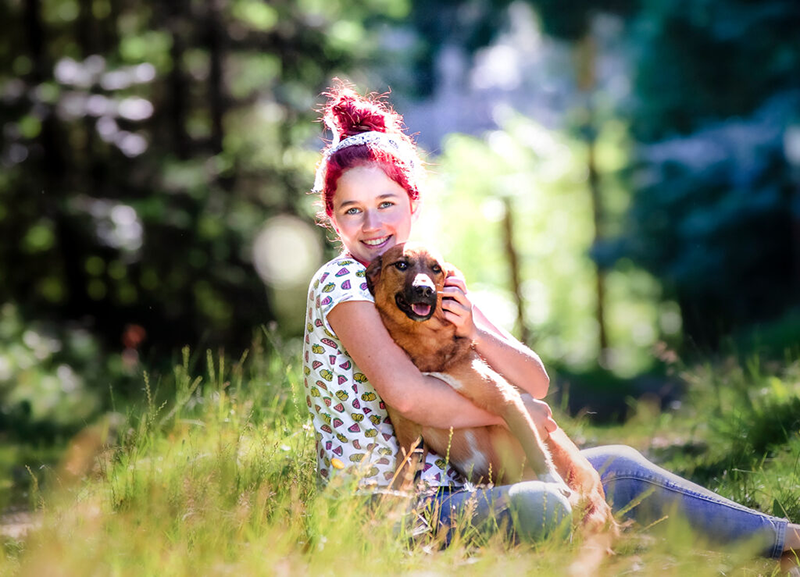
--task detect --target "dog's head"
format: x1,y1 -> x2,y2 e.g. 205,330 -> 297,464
366,242 -> 451,323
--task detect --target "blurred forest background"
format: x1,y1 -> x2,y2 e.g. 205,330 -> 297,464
1,0 -> 799,447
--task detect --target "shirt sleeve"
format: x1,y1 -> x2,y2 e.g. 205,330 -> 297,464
315,258 -> 373,335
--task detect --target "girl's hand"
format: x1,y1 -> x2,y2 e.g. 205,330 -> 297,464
441,267 -> 478,340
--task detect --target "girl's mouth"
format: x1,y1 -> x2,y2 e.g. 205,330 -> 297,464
362,235 -> 391,248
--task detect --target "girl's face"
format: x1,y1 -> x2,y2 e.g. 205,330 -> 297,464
330,165 -> 417,265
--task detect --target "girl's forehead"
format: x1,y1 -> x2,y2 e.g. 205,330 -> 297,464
334,166 -> 409,204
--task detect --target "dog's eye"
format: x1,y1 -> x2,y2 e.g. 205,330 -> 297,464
431,264 -> 442,274
394,262 -> 408,271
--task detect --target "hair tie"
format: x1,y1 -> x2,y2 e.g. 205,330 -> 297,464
312,131 -> 416,193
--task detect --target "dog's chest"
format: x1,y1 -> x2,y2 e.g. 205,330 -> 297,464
402,330 -> 470,373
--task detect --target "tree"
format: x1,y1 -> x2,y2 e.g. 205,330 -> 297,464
595,0 -> 800,349
0,0 -> 407,433
405,0 -> 800,351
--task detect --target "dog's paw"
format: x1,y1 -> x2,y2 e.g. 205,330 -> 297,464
539,470 -> 574,499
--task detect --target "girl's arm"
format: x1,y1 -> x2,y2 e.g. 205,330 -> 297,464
328,300 -> 506,429
329,300 -> 557,439
442,272 -> 550,399
328,301 -> 506,428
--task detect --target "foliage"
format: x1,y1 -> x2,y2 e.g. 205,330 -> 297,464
0,0 -> 408,365
642,359 -> 800,520
2,342 -> 798,575
0,0 -> 420,442
427,113 -> 665,376
0,302 -> 127,440
402,0 -> 800,352
595,0 -> 800,348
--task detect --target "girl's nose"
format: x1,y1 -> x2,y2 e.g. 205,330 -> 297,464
362,209 -> 380,231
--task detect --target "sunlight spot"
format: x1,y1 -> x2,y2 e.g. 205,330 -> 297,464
86,94 -> 111,116
0,356 -> 10,381
118,97 -> 154,121
57,364 -> 79,393
660,309 -> 682,335
471,288 -> 517,334
116,132 -> 148,157
253,215 -> 322,289
472,44 -> 521,90
632,322 -> 656,346
76,198 -> 143,252
785,125 -> 800,166
96,116 -> 118,142
480,197 -> 506,222
54,57 -> 81,84
133,63 -> 156,83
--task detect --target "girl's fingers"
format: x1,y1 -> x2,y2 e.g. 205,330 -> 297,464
441,286 -> 468,306
444,276 -> 468,293
442,267 -> 477,339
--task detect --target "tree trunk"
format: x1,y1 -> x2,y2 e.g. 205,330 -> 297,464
207,0 -> 225,157
167,0 -> 190,160
575,30 -> 609,366
26,0 -> 88,314
502,197 -> 530,344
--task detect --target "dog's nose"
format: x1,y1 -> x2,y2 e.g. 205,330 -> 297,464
413,284 -> 433,299
412,274 -> 435,299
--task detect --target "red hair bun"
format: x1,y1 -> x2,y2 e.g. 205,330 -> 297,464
322,80 -> 408,142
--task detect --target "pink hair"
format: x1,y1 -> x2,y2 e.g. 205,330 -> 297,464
315,80 -> 422,220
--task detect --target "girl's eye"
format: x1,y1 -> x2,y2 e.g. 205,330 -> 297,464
394,262 -> 408,271
379,201 -> 394,209
345,207 -> 361,215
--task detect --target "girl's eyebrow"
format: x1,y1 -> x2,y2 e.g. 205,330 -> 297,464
337,193 -> 400,210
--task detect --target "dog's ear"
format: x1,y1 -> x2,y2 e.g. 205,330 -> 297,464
365,255 -> 383,296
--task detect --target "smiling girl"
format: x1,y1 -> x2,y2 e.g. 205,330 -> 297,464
301,80 -> 800,564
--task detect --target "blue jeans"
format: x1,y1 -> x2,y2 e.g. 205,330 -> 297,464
426,445 -> 788,558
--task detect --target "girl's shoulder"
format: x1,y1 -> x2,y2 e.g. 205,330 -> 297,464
310,254 -> 365,283
308,254 -> 371,309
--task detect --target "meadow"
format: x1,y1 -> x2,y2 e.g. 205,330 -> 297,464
2,330 -> 799,576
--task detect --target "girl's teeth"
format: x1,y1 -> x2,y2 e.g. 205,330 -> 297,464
364,237 -> 388,246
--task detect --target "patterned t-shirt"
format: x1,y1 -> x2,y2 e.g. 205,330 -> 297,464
302,254 -> 464,489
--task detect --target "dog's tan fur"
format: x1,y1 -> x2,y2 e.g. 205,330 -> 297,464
366,242 -> 618,537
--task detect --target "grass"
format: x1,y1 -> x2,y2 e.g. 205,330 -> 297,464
1,331 -> 798,576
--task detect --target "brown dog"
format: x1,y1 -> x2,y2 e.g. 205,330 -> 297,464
366,242 -> 617,537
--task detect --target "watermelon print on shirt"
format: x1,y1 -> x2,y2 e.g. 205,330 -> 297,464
302,254 -> 463,489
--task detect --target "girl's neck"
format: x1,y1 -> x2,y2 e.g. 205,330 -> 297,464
344,250 -> 370,267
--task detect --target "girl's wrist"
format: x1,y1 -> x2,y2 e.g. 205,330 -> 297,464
471,325 -> 486,348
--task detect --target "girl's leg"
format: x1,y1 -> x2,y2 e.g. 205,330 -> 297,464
582,445 -> 788,559
418,481 -> 573,545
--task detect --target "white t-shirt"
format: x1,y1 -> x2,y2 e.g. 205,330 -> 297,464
302,254 -> 464,489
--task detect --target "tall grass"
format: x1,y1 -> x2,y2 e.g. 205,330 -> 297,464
654,358 -> 800,521
1,334 -> 795,576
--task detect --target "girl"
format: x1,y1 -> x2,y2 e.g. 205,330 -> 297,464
302,80 -> 800,564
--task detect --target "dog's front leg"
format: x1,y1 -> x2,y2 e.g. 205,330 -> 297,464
431,358 -> 568,491
385,407 -> 425,490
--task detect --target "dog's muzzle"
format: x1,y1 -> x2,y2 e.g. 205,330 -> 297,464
395,273 -> 437,321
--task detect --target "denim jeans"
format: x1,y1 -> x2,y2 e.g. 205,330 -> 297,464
425,445 -> 787,558
583,445 -> 787,559
423,479 -> 573,545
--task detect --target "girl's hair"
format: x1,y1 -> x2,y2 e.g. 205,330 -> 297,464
314,80 -> 422,221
